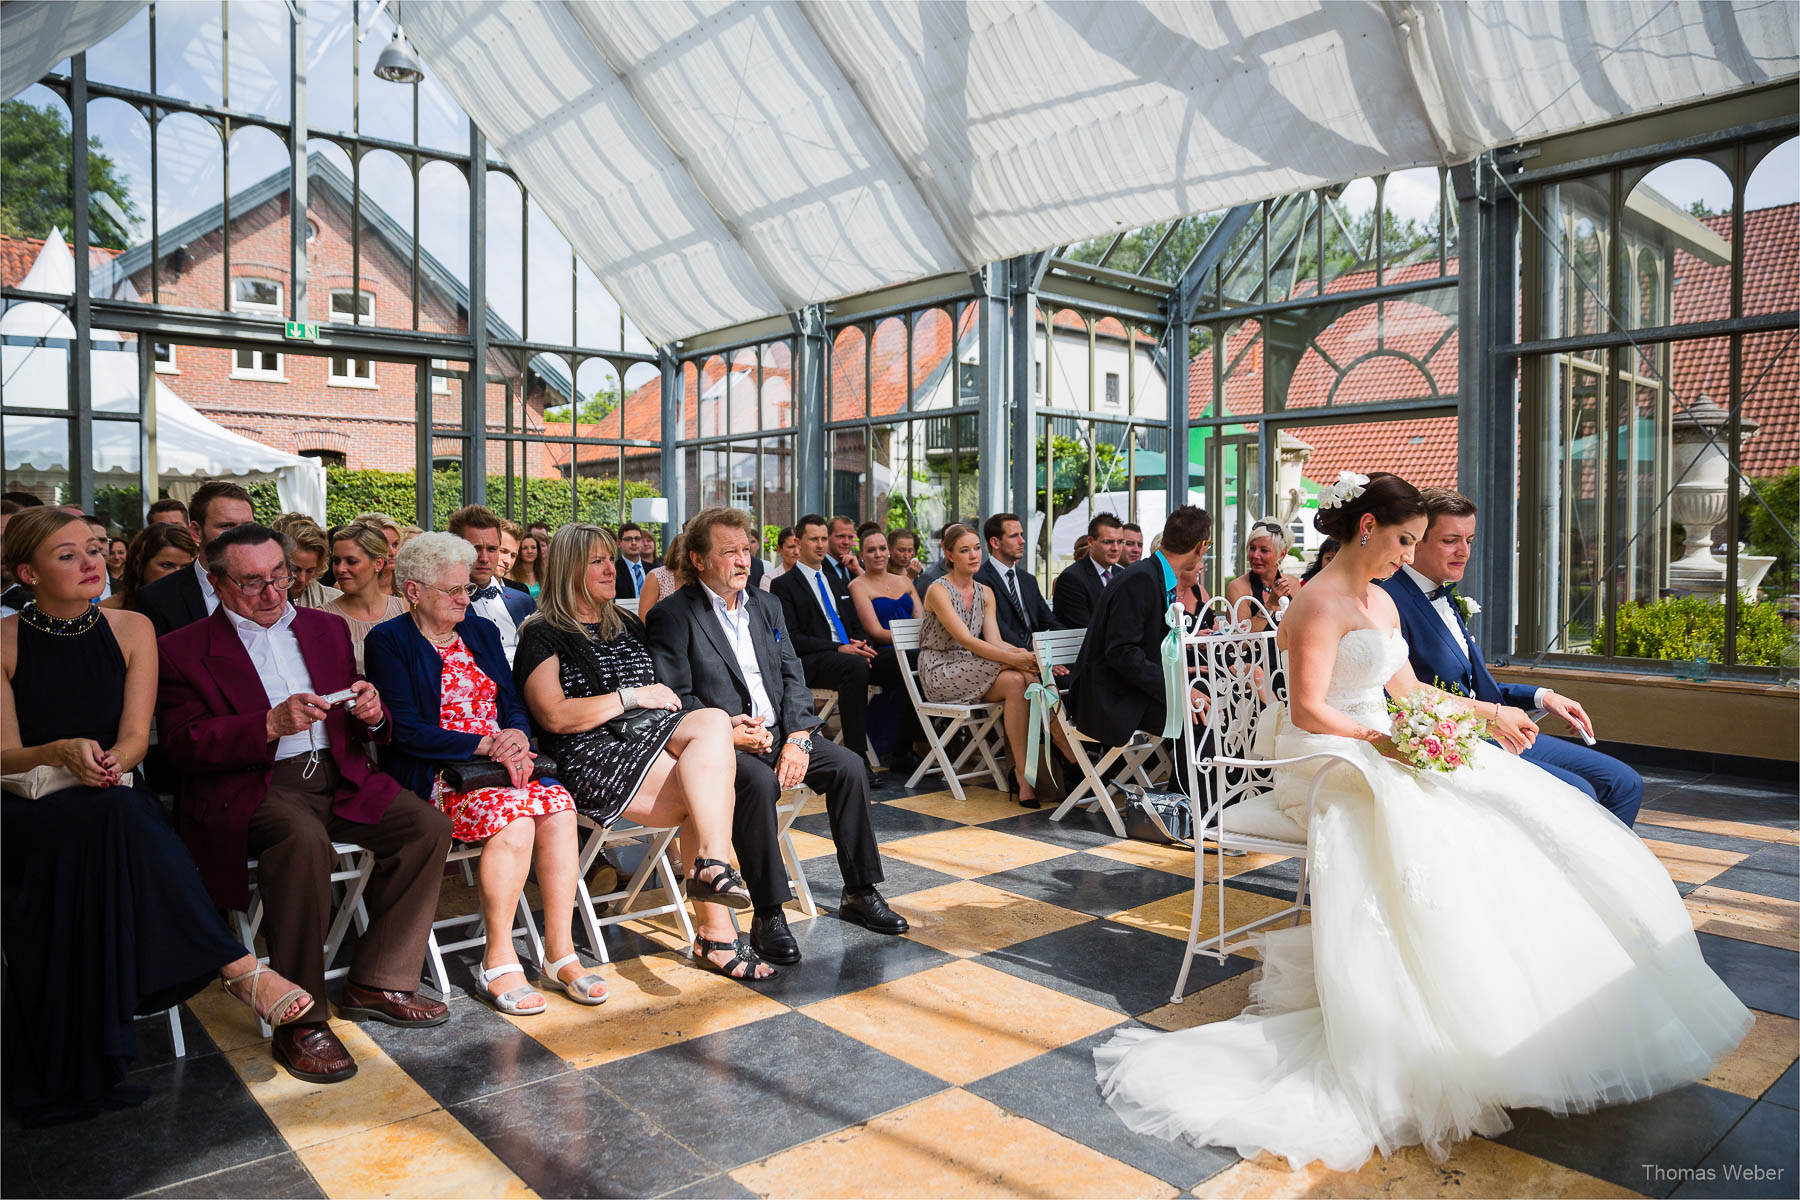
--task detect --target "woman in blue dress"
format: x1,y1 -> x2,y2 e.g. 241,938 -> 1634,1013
849,528 -> 919,761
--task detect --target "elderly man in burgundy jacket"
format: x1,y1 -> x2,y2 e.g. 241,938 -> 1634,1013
157,524 -> 451,1085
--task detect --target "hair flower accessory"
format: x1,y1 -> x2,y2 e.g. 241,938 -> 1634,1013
1318,471 -> 1369,511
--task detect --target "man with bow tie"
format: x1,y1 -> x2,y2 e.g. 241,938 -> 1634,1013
449,504 -> 537,665
1381,487 -> 1641,825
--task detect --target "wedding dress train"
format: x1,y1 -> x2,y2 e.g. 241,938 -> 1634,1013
1094,627 -> 1751,1172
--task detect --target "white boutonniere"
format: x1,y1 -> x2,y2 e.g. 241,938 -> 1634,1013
1456,594 -> 1481,621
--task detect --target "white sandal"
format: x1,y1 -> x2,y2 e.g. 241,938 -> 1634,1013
476,962 -> 545,1015
540,953 -> 608,1006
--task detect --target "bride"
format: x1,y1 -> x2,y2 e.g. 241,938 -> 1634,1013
1094,472 -> 1750,1172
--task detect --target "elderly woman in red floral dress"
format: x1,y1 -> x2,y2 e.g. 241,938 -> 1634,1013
363,533 -> 599,1016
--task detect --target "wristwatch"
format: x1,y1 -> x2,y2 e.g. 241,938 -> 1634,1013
785,733 -> 814,754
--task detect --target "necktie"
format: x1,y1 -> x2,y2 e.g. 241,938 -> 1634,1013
472,584 -> 502,602
631,561 -> 644,592
1100,566 -> 1113,586
1003,567 -> 1023,615
814,570 -> 849,643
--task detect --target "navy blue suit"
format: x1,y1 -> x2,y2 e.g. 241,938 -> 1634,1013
483,584 -> 536,632
362,612 -> 546,804
1381,570 -> 1641,825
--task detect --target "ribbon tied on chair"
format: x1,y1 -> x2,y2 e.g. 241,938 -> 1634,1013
1023,644 -> 1061,789
1160,602 -> 1189,740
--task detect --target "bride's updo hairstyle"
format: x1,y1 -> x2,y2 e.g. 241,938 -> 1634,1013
1313,472 -> 1428,541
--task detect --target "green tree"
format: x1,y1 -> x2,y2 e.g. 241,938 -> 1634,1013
545,378 -> 621,425
0,99 -> 141,248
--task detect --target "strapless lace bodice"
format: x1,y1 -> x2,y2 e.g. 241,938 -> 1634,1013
1308,626 -> 1410,727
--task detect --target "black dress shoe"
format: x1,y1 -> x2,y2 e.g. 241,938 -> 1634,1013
750,910 -> 802,965
838,887 -> 908,935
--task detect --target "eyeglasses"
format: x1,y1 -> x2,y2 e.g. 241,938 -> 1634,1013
227,573 -> 295,597
418,581 -> 478,600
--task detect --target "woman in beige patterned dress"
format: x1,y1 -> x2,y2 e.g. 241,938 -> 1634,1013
919,525 -> 1070,805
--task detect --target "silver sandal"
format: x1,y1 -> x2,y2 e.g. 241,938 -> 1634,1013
476,962 -> 545,1015
539,953 -> 608,1006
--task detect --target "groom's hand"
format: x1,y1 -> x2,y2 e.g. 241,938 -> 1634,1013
1491,705 -> 1538,755
1540,691 -> 1594,741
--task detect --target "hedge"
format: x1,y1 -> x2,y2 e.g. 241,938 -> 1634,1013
1597,595 -> 1791,667
238,469 -> 658,532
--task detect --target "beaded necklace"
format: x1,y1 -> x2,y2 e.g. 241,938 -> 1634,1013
17,601 -> 101,637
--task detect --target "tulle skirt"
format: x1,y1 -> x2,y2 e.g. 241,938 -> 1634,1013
1094,732 -> 1752,1172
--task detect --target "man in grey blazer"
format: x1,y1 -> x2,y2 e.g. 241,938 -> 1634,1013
647,507 -> 906,967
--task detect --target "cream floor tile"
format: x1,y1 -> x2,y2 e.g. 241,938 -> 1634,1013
1639,810 -> 1797,846
1700,1009 -> 1800,1099
1087,839 -> 1200,877
885,787 -> 1027,826
1685,884 -> 1800,951
222,1019 -> 437,1150
1137,971 -> 1257,1032
1108,886 -> 1301,943
297,1108 -> 536,1198
732,1088 -> 1176,1199
888,879 -> 1093,958
883,826 -> 1073,880
786,828 -> 840,861
1193,1140 -> 1639,1198
186,973 -> 279,1053
802,958 -> 1122,1085
1641,838 -> 1748,886
513,949 -> 787,1068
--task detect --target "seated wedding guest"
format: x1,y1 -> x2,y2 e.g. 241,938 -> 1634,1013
973,512 -> 1059,651
146,497 -> 188,527
324,520 -> 407,673
1120,522 -> 1145,565
848,527 -> 918,646
649,507 -> 906,967
1070,506 -> 1214,796
1053,512 -> 1124,627
131,480 -> 255,636
105,537 -> 128,588
634,533 -> 685,614
772,514 -> 906,769
1300,536 -> 1341,584
496,519 -> 522,583
826,515 -> 863,582
766,527 -> 800,587
362,535 -> 602,1011
2,510 -> 314,1126
449,504 -> 536,665
508,526 -> 546,598
272,514 -> 342,610
1071,533 -> 1091,563
1225,518 -> 1296,630
158,523 -> 451,1085
401,524 -> 424,544
515,525 -> 770,981
529,520 -> 551,541
920,524 -> 1070,807
353,511 -> 404,596
100,522 -> 198,612
613,522 -> 650,599
886,527 -> 924,583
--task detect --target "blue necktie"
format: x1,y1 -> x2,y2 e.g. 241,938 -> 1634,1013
632,561 -> 644,592
815,570 -> 849,643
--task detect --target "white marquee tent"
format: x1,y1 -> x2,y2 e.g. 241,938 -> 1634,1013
1,234 -> 328,521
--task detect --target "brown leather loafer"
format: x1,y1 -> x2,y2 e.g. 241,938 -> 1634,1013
337,981 -> 450,1027
272,1023 -> 357,1084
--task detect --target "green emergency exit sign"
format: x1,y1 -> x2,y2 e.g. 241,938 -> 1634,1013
284,321 -> 320,341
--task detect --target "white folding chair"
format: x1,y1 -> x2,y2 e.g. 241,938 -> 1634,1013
1032,627 -> 1161,837
888,618 -> 1008,802
811,689 -> 884,769
776,786 -> 821,916
231,841 -> 375,1037
418,841 -> 546,996
570,814 -> 695,961
1168,618 -> 1374,1002
616,597 -> 640,617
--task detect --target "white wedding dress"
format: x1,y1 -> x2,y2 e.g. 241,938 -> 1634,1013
1094,627 -> 1751,1172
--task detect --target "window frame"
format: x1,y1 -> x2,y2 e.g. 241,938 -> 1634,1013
327,288 -> 378,387
229,278 -> 286,380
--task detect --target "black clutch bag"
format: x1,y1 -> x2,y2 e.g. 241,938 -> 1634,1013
439,754 -> 560,792
604,707 -> 671,741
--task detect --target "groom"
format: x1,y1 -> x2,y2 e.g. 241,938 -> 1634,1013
1382,488 -> 1642,825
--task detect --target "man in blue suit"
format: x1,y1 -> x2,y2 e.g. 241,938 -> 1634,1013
449,504 -> 537,666
1381,488 -> 1642,825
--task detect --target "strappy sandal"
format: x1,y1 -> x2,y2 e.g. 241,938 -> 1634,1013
222,962 -> 314,1027
684,857 -> 753,910
691,933 -> 777,981
539,953 -> 608,1006
476,962 -> 545,1015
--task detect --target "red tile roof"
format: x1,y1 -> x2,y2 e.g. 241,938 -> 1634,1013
1,235 -> 121,288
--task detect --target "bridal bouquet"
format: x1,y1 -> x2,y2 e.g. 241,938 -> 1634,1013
1386,692 -> 1487,772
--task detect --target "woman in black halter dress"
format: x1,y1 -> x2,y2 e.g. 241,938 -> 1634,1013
1,510 -> 309,1126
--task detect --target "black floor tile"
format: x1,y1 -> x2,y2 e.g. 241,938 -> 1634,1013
979,807 -> 1125,851
128,1005 -> 219,1074
659,1173 -> 757,1199
1645,783 -> 1797,829
451,1072 -> 714,1198
793,803 -> 962,845
794,851 -> 960,907
1670,1102 -> 1800,1198
980,919 -> 1256,1015
1495,1083 -> 1753,1197
1697,932 -> 1800,1020
1707,844 -> 1800,903
967,1025 -> 1237,1190
1217,855 -> 1304,902
13,1054 -> 285,1198
136,1152 -> 323,1198
361,994 -> 570,1107
1637,822 -> 1775,856
980,852 -> 1192,918
589,1011 -> 945,1169
1764,1059 -> 1798,1110
745,912 -> 955,1007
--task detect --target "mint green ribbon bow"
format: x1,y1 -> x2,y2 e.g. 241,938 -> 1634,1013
1023,646 -> 1061,789
1160,603 -> 1187,740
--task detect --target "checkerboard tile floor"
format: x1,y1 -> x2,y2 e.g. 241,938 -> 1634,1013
5,766 -> 1795,1198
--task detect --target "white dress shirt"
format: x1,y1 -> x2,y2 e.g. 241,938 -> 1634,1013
794,562 -> 847,643
1403,566 -> 1546,708
226,602 -> 326,761
996,562 -> 1025,613
470,583 -> 519,662
194,557 -> 219,615
1091,557 -> 1115,586
703,581 -> 776,726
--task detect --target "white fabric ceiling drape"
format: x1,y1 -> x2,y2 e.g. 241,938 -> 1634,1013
1,0 -> 147,100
